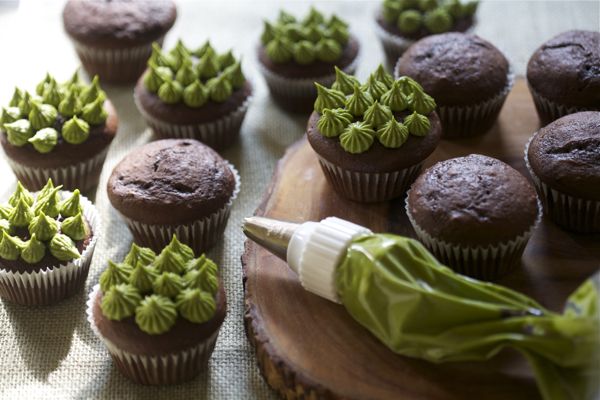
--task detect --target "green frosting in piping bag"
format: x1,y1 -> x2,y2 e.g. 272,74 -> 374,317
61,212 -> 87,241
59,189 -> 82,218
20,233 -> 45,264
183,80 -> 209,108
152,246 -> 185,274
377,118 -> 409,148
0,231 -> 23,260
61,116 -> 90,144
28,211 -> 59,241
266,36 -> 293,63
362,74 -> 389,101
176,288 -> 216,323
135,294 -> 178,335
129,263 -> 158,293
33,186 -> 62,218
374,64 -> 395,88
124,243 -> 156,266
8,199 -> 34,228
293,40 -> 316,65
223,61 -> 245,90
331,66 -> 360,95
81,97 -> 107,125
49,233 -> 80,261
314,83 -> 346,114
100,260 -> 133,293
424,8 -> 452,33
317,108 -> 352,137
158,79 -> 183,104
404,111 -> 431,136
28,102 -> 57,130
28,128 -> 58,153
345,85 -> 374,117
315,38 -> 342,62
9,182 -> 34,207
58,90 -> 81,117
175,59 -> 198,86
363,101 -> 393,129
381,81 -> 409,112
339,121 -> 375,154
101,283 -> 142,321
4,119 -> 33,146
166,235 -> 195,263
208,74 -> 233,103
153,272 -> 185,298
408,90 -> 436,114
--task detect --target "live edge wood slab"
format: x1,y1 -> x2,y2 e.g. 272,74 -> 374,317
241,78 -> 600,400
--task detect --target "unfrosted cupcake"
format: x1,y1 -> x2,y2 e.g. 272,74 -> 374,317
87,238 -> 226,385
306,65 -> 442,202
62,0 -> 177,84
0,71 -> 118,191
0,179 -> 100,305
406,154 -> 541,280
525,111 -> 600,233
395,32 -> 512,137
258,8 -> 360,113
134,40 -> 252,150
107,139 -> 240,253
375,0 -> 478,68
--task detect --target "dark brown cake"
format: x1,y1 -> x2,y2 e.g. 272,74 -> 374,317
526,30 -> 600,125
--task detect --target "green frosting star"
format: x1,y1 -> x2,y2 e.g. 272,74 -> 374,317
49,233 -> 80,261
153,272 -> 185,298
339,121 -> 375,154
58,90 -> 82,117
183,265 -> 218,295
418,0 -> 437,11
28,127 -> 58,153
381,81 -> 409,112
8,198 -> 34,228
197,51 -> 221,80
0,231 -> 23,261
79,76 -> 105,105
345,85 -> 374,117
9,182 -> 34,207
266,36 -> 293,63
328,24 -> 349,45
377,118 -> 409,148
4,119 -> 33,146
28,211 -> 59,241
149,43 -> 177,70
314,83 -> 346,114
176,288 -> 216,324
261,20 -> 277,45
144,63 -> 171,93
135,294 -> 178,335
363,101 -> 393,129
169,39 -> 191,68
100,260 -> 134,293
152,246 -> 185,274
175,59 -> 198,86
157,79 -> 183,104
374,64 -> 395,88
166,235 -> 195,263
183,80 -> 209,108
362,74 -> 389,101
424,8 -> 452,33
58,189 -> 82,218
61,212 -> 87,241
208,74 -> 233,103
293,40 -> 316,65
101,283 -> 142,321
315,38 -> 342,62
17,91 -> 33,117
9,87 -> 22,108
62,116 -> 90,144
124,243 -> 156,267
81,97 -> 107,125
0,107 -> 21,128
0,219 -> 11,235
331,66 -> 360,95
28,102 -> 57,130
408,90 -> 436,114
37,179 -> 56,202
33,186 -> 62,218
223,61 -> 245,90
36,73 -> 52,96
185,254 -> 217,274
129,263 -> 158,293
404,111 -> 431,136
317,108 -> 353,138
20,233 -> 45,264
218,50 -> 237,69
42,80 -> 61,108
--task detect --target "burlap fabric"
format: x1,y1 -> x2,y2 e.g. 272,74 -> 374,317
0,1 -> 597,398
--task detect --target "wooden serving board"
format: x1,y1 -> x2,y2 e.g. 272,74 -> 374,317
242,79 -> 600,400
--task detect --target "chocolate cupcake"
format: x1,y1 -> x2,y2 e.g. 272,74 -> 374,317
395,33 -> 512,138
525,111 -> 600,233
0,179 -> 100,305
62,0 -> 177,85
406,154 -> 541,280
375,0 -> 478,69
87,238 -> 226,385
107,139 -> 240,253
258,8 -> 360,113
134,40 -> 252,151
307,65 -> 442,202
527,30 -> 600,125
0,71 -> 118,192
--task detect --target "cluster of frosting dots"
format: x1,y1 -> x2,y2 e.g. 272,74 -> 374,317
261,8 -> 350,64
313,64 -> 436,153
0,71 -> 108,154
99,236 -> 219,335
143,40 -> 246,107
382,0 -> 479,34
0,179 -> 86,263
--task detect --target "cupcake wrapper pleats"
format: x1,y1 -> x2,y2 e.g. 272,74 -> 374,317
86,285 -> 219,385
0,192 -> 100,305
528,84 -> 600,126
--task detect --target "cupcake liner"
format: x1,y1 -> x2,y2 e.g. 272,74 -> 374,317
135,92 -> 253,151
86,285 -> 219,385
524,137 -> 600,233
70,37 -> 164,84
258,54 -> 359,112
405,194 -> 542,280
0,192 -> 100,305
118,163 -> 240,253
317,156 -> 422,203
4,147 -> 109,192
528,84 -> 599,126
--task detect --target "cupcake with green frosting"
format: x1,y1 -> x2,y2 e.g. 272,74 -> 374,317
134,39 -> 252,151
258,8 -> 360,113
87,237 -> 226,385
0,179 -> 100,305
0,71 -> 118,191
306,65 -> 442,202
375,0 -> 479,68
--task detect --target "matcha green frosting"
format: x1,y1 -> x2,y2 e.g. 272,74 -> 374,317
79,76 -> 105,105
176,288 -> 216,324
363,101 -> 393,129
100,260 -> 134,293
293,41 -> 316,65
81,97 -> 108,125
28,128 -> 58,153
158,79 -> 183,104
29,102 -> 57,130
101,283 -> 142,321
208,75 -> 233,103
383,0 -> 477,34
197,51 -> 221,80
18,92 -> 33,117
153,246 -> 185,274
314,84 -> 346,114
167,235 -> 195,263
8,199 -> 34,228
339,122 -> 375,154
183,80 -> 209,108
50,233 -> 79,261
176,60 -> 198,86
124,243 -> 156,267
409,91 -> 436,114
0,205 -> 11,220
345,85 -> 374,117
61,116 -> 90,145
183,268 -> 218,295
4,119 -> 33,146
37,179 -> 56,202
28,211 -> 59,241
404,111 -> 431,136
374,64 -> 395,88
424,8 -> 452,33
185,254 -> 218,275
261,21 -> 277,45
42,81 -> 62,108
9,87 -> 22,108
61,213 -> 87,241
362,75 -> 389,101
135,294 -> 178,335
144,64 -> 170,93
0,219 -> 10,234
0,231 -> 22,261
33,186 -> 62,218
153,272 -> 185,298
9,182 -> 34,207
315,39 -> 342,63
398,10 -> 423,33
377,118 -> 409,148
266,37 -> 293,63
331,66 -> 360,95
223,61 -> 245,89
20,233 -> 45,264
59,189 -> 82,218
129,263 -> 158,293
317,108 -> 352,138
381,81 -> 409,112
0,107 -> 21,128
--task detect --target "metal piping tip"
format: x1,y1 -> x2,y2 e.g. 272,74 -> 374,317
242,216 -> 300,262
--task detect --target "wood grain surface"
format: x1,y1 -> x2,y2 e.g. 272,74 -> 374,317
242,78 -> 600,400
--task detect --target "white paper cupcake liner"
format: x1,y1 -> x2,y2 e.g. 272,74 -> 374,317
0,192 -> 100,305
70,36 -> 164,84
86,285 -> 218,385
135,92 -> 253,151
318,157 -> 422,203
5,147 -> 109,192
118,163 -> 240,253
524,137 -> 600,233
405,193 -> 542,280
528,84 -> 599,125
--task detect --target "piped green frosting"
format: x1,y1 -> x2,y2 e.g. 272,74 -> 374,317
314,84 -> 346,114
28,211 -> 59,241
374,65 -> 395,88
9,182 -> 34,207
424,8 -> 453,33
33,186 -> 62,218
28,127 -> 58,153
317,108 -> 352,137
20,234 -> 45,264
101,284 -> 142,321
0,231 -> 23,260
167,235 -> 195,263
332,66 -> 360,95
100,260 -> 133,293
59,189 -> 82,218
135,295 -> 178,335
129,263 -> 158,293
183,266 -> 218,295
58,90 -> 81,117
208,74 -> 233,103
293,40 -> 316,65
183,80 -> 209,108
18,92 -> 33,117
363,101 -> 393,129
176,60 -> 198,86
9,87 -> 23,107
339,122 -> 375,154
81,97 -> 107,125
408,90 -> 436,114
362,75 -> 389,101
377,118 -> 409,148
153,272 -> 185,298
383,0 -> 478,34
4,119 -> 33,146
8,199 -> 34,227
49,233 -> 80,261
315,39 -> 343,63
0,107 -> 21,128
223,61 -> 245,90
157,79 -> 183,104
345,85 -> 374,117
404,111 -> 432,136
61,212 -> 88,241
266,37 -> 293,63
0,219 -> 10,234
176,289 -> 216,323
42,80 -> 62,108
29,102 -> 57,130
124,243 -> 156,267
381,81 -> 409,112
153,246 -> 185,274
398,10 -> 423,33
79,76 -> 105,105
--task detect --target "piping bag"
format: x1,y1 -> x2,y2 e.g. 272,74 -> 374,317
243,216 -> 599,400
